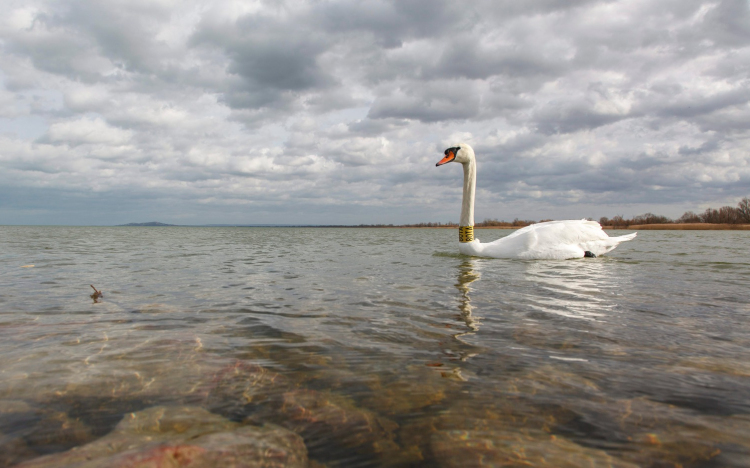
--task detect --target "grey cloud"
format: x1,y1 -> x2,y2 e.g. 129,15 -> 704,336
477,0 -> 618,18
631,84 -> 750,134
701,0 -> 750,47
479,91 -> 531,116
431,38 -> 567,81
63,0 -> 174,74
220,84 -> 294,111
303,90 -> 361,115
4,16 -> 104,82
3,1 -> 179,84
475,133 -> 546,159
313,0 -> 464,45
654,87 -> 750,120
225,40 -> 330,92
343,118 -> 411,137
678,139 -> 720,156
191,11 -> 336,113
533,104 -> 629,134
693,109 -> 750,133
369,81 -> 481,122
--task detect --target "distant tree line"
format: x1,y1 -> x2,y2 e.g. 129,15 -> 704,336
475,197 -> 749,228
599,197 -> 750,227
350,197 -> 749,228
475,218 -> 542,227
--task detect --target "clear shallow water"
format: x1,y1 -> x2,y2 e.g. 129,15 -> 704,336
0,226 -> 749,467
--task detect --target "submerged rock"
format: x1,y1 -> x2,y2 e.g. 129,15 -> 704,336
361,367 -> 448,416
280,389 -> 398,448
115,405 -> 240,437
673,356 -> 750,377
399,392 -> 653,468
21,410 -> 93,453
431,429 -> 639,468
399,397 -> 581,465
0,435 -> 36,468
567,398 -> 750,467
0,399 -> 94,467
247,389 -> 402,464
15,405 -> 308,468
31,335 -> 218,413
499,364 -> 603,398
203,361 -> 289,419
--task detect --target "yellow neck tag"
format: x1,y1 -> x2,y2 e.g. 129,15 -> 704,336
459,226 -> 474,243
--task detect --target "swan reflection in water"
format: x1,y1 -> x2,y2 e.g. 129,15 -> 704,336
455,260 -> 481,333
441,256 -> 630,377
440,259 -> 484,374
521,259 -> 625,322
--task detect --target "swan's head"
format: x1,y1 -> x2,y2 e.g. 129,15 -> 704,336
436,143 -> 474,167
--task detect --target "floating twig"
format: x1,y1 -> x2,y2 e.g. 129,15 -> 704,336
90,285 -> 103,302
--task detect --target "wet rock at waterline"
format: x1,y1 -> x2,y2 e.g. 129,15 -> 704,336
15,405 -> 308,468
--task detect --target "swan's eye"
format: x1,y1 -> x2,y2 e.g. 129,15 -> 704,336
445,147 -> 460,158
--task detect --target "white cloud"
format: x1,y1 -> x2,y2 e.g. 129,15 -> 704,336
47,116 -> 132,145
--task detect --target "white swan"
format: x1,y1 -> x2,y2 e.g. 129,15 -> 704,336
436,143 -> 636,260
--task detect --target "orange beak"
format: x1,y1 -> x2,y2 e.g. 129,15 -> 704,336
436,150 -> 455,167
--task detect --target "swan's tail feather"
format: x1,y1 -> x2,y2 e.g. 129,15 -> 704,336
595,231 -> 636,255
611,232 -> 637,243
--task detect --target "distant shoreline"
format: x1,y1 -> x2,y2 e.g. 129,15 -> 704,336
603,223 -> 750,230
113,223 -> 749,230
374,224 -> 750,230
4,223 -> 749,230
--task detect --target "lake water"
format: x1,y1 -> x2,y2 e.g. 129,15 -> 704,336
1,226 -> 749,467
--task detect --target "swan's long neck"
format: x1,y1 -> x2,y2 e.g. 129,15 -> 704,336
460,158 -> 476,227
458,157 -> 476,243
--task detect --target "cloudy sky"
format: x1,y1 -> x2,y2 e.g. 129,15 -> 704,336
1,0 -> 749,225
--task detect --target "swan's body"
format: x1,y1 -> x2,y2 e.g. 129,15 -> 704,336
436,144 -> 636,260
458,219 -> 636,260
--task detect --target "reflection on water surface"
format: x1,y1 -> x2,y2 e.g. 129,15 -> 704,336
0,227 -> 749,467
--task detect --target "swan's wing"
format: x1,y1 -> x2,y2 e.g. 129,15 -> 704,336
478,225 -> 539,258
532,220 -> 637,257
522,220 -> 598,259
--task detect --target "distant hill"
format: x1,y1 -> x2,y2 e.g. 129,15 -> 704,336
118,222 -> 176,226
